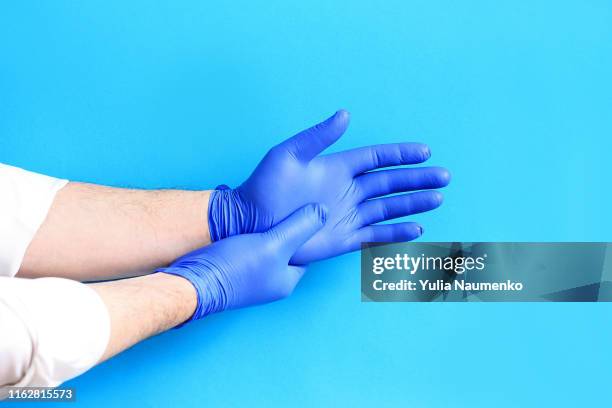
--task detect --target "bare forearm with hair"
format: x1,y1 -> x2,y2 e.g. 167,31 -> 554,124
92,273 -> 196,362
18,182 -> 212,281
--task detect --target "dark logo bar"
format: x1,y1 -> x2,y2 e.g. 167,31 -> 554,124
361,243 -> 612,302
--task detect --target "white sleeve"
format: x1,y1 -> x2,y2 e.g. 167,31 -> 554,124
0,276 -> 110,398
0,164 -> 68,278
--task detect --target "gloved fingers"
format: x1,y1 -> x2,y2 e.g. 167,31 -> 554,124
355,166 -> 451,200
344,222 -> 423,251
357,191 -> 443,227
277,110 -> 350,163
333,142 -> 431,176
264,203 -> 328,255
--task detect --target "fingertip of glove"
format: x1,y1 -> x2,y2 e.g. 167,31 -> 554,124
335,109 -> 350,120
328,109 -> 350,128
440,168 -> 451,185
431,191 -> 444,206
421,144 -> 432,159
432,167 -> 452,186
401,142 -> 431,162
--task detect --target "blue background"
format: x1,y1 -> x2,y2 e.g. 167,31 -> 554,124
1,1 -> 611,406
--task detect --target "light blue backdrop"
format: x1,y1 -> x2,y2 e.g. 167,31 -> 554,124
1,1 -> 611,407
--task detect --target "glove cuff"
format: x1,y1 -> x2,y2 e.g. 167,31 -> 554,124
208,186 -> 256,241
157,264 -> 229,325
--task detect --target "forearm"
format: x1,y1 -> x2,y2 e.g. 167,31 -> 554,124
91,273 -> 196,362
19,182 -> 212,281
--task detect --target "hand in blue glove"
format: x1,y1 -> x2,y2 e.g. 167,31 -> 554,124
160,204 -> 327,321
209,110 -> 450,265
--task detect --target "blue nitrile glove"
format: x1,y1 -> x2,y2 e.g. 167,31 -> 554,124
208,110 -> 451,265
159,204 -> 327,321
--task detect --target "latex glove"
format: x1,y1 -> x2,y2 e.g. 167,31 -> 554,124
209,110 -> 450,265
159,204 -> 326,321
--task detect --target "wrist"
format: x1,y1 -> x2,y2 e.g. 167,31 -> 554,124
208,186 -> 258,241
157,262 -> 229,324
146,273 -> 198,327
